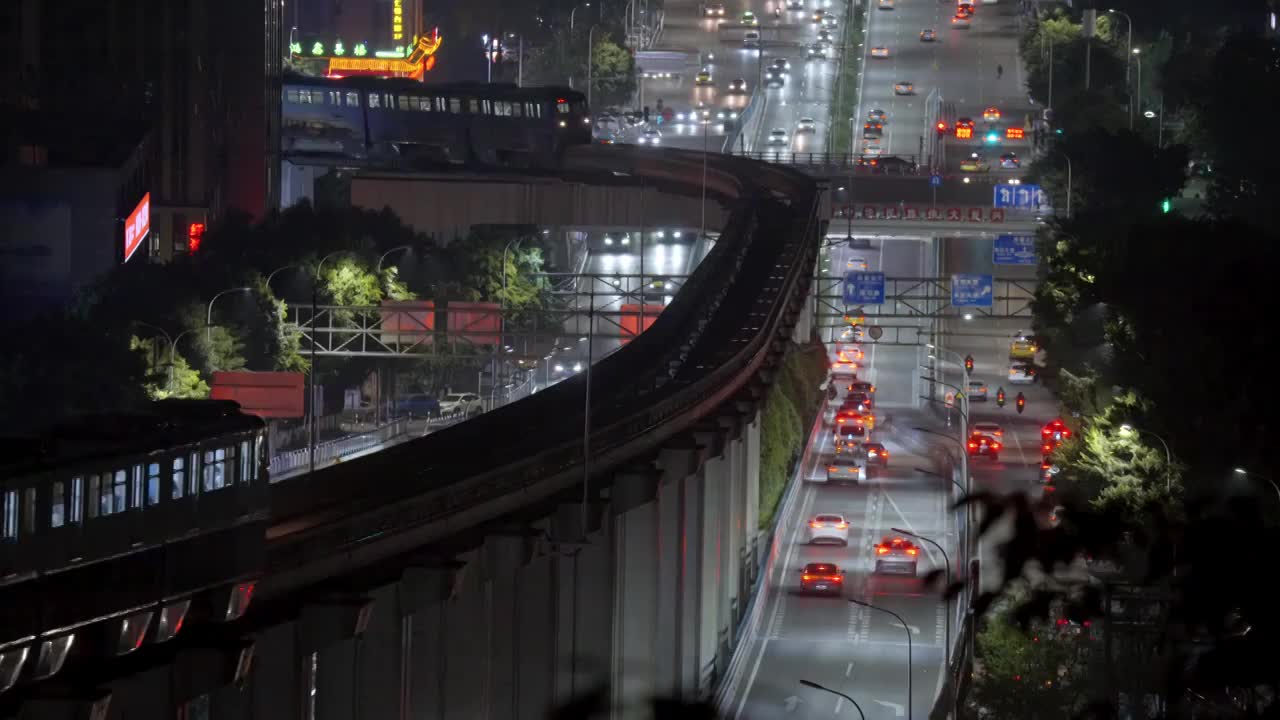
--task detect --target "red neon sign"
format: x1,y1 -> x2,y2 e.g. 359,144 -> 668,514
187,223 -> 206,253
123,192 -> 150,263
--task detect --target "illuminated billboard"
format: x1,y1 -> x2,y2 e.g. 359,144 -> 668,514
123,192 -> 150,263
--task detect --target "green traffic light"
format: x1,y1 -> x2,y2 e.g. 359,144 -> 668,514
985,132 -> 999,143
1054,128 -> 1063,135
1161,198 -> 1172,213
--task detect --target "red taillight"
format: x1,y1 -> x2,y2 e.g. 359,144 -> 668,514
991,442 -> 1002,450
968,442 -> 977,449
811,521 -> 823,528
906,548 -> 918,556
802,574 -> 813,581
828,575 -> 843,582
876,546 -> 889,554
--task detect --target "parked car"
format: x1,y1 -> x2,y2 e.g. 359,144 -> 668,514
396,393 -> 440,417
438,392 -> 483,416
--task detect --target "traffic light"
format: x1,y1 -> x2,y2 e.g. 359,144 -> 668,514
187,222 -> 206,253
936,121 -> 948,135
984,131 -> 999,144
1161,198 -> 1172,213
964,354 -> 974,372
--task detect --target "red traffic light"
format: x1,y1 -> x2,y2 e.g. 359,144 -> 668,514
964,354 -> 974,371
936,121 -> 949,134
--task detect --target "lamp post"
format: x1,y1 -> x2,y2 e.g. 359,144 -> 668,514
798,680 -> 866,719
310,251 -> 344,476
133,322 -> 200,392
1108,9 -> 1134,84
892,527 -> 955,719
377,245 -> 413,274
1233,468 -> 1280,506
206,287 -> 252,347
1118,424 -> 1172,491
587,25 -> 598,110
1132,48 -> 1142,131
266,264 -> 303,291
570,2 -> 591,30
848,598 -> 913,720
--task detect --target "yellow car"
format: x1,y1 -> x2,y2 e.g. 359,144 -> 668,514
742,10 -> 758,25
695,69 -> 714,86
844,312 -> 866,326
1010,337 -> 1037,359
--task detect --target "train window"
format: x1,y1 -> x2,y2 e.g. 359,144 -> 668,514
449,98 -> 462,114
484,99 -> 493,114
398,95 -> 412,111
202,448 -> 228,491
131,465 -> 144,510
51,481 -> 66,528
512,102 -> 523,118
172,457 -> 185,499
106,470 -> 127,515
368,93 -> 382,109
494,101 -> 509,116
87,475 -> 100,519
2,490 -> 16,539
328,91 -> 342,105
189,452 -> 200,496
346,91 -> 360,107
557,101 -> 571,114
70,477 -> 83,524
435,97 -> 447,112
468,98 -> 481,114
146,463 -> 162,506
286,89 -> 300,103
240,441 -> 251,483
255,435 -> 265,480
22,488 -> 36,534
418,97 -> 432,111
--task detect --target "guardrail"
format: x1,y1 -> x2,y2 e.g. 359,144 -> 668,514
731,150 -> 922,173
269,419 -> 409,479
264,145 -> 821,599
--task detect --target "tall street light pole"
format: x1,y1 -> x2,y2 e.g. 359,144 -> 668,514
376,245 -> 413,274
1133,48 -> 1143,130
1108,9 -> 1134,84
892,527 -> 955,720
206,287 -> 252,348
798,680 -> 866,719
849,598 -> 913,720
587,25 -> 598,110
1233,468 -> 1280,505
266,264 -> 303,291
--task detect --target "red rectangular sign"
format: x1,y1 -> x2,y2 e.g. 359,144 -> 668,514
1006,127 -> 1025,140
123,192 -> 150,263
990,208 -> 1006,223
210,371 -> 305,418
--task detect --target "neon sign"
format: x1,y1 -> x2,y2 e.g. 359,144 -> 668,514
393,0 -> 404,41
123,193 -> 150,263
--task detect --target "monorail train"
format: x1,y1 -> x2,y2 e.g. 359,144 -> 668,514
281,73 -> 593,168
0,401 -> 268,696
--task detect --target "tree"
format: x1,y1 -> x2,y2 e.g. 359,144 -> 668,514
591,35 -> 636,108
132,336 -> 209,400
969,603 -> 1092,720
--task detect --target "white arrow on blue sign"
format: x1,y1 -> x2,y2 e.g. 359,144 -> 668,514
993,235 -> 1037,265
843,271 -> 886,305
930,173 -> 943,187
951,273 -> 994,307
993,184 -> 1044,209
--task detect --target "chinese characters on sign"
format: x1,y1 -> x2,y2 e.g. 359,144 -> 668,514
992,235 -> 1037,265
951,273 -> 994,307
123,192 -> 150,263
843,272 -> 886,305
393,0 -> 404,41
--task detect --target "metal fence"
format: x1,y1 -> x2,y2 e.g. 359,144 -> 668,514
270,418 -> 409,480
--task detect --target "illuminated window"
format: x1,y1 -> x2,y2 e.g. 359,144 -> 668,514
346,91 -> 360,107
449,97 -> 462,113
202,449 -> 228,491
147,463 -> 162,505
1,491 -> 15,539
467,98 -> 480,113
557,102 -> 570,114
398,95 -> 411,111
172,457 -> 185,499
130,465 -> 143,510
86,475 -> 100,518
51,481 -> 66,528
328,91 -> 342,105
110,469 -> 127,514
368,93 -> 381,109
70,476 -> 83,524
512,102 -> 523,118
286,89 -> 300,103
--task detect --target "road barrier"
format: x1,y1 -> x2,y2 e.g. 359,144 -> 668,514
269,418 -> 409,480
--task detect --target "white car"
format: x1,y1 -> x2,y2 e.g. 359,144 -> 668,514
826,456 -> 863,483
878,0 -> 895,8
1008,361 -> 1036,384
971,422 -> 1004,441
438,392 -> 482,416
637,127 -> 662,145
767,128 -> 790,146
808,514 -> 851,545
967,380 -> 989,400
797,117 -> 818,133
744,30 -> 761,46
704,2 -> 726,16
728,78 -> 748,93
846,256 -> 869,270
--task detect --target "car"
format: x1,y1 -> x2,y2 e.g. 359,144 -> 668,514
863,121 -> 884,137
874,536 -> 919,575
799,562 -> 844,595
826,457 -> 863,484
728,77 -> 748,93
1000,153 -> 1021,169
821,15 -> 838,29
1042,418 -> 1072,444
637,127 -> 662,145
967,380 -> 989,400
870,46 -> 890,58
767,128 -> 790,146
849,380 -> 875,395
695,69 -> 714,85
1008,361 -> 1036,384
861,141 -> 884,156
797,117 -> 817,133
716,107 -> 741,125
599,232 -> 632,249
1010,335 -> 1037,358
957,4 -> 974,17
744,30 -> 761,46
812,8 -> 827,22
765,70 -> 786,87
844,391 -> 873,410
823,405 -> 838,424
704,2 -> 726,16
838,325 -> 863,342
967,432 -> 1002,461
920,28 -> 937,41
396,393 -> 441,417
867,109 -> 888,123
894,81 -> 914,95
741,10 -> 758,24
807,43 -> 828,59
983,106 -> 1002,121
863,442 -> 889,466
835,423 -> 866,450
769,57 -> 792,73
786,0 -> 804,8
838,406 -> 875,431
1041,459 -> 1059,483
808,513 -> 851,544
971,422 -> 1004,441
959,153 -> 990,172
817,30 -> 835,46
438,392 -> 483,416
878,0 -> 895,8
951,14 -> 971,27
836,345 -> 864,362
846,256 -> 869,271
956,117 -> 975,131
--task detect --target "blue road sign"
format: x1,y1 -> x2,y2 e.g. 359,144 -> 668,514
843,271 -> 886,305
993,183 -> 1046,209
951,273 -> 994,307
929,173 -> 943,188
993,235 -> 1038,265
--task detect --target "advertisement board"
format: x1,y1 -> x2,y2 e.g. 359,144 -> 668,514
123,192 -> 150,263
210,371 -> 306,418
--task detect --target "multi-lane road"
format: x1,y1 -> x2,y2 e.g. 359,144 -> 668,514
707,1 -> 1058,717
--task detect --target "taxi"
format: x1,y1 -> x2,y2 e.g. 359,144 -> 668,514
983,106 -> 1002,121
846,256 -> 869,271
695,69 -> 714,86
812,8 -> 827,22
959,153 -> 990,172
1010,334 -> 1037,358
871,46 -> 891,58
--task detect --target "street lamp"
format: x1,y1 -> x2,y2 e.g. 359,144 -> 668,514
133,322 -> 200,391
1132,48 -> 1143,133
1107,9 -> 1134,83
206,287 -> 252,346
798,680 -> 866,719
376,245 -> 413,273
892,526 -> 954,718
266,264 -> 303,291
848,598 -> 913,720
570,2 -> 591,30
587,25 -> 598,110
1233,468 -> 1280,505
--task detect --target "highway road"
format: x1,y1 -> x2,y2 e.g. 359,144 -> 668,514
629,0 -> 845,154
